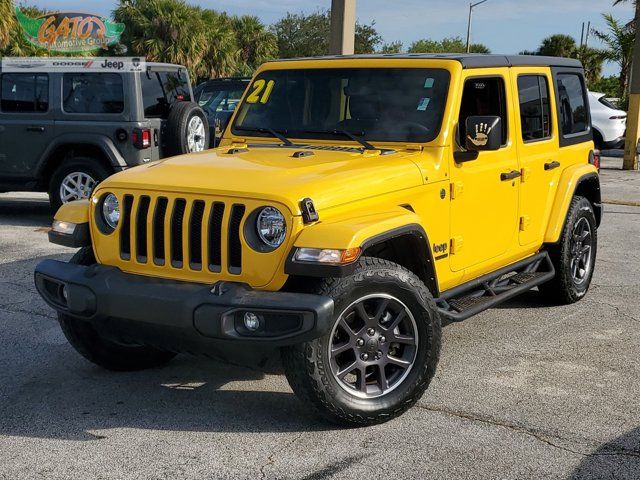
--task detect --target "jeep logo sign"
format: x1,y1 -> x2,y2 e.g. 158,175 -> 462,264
15,7 -> 125,52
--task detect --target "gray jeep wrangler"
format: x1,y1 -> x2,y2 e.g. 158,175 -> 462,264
0,63 -> 209,209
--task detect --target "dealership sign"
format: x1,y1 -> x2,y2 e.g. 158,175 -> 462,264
15,7 -> 125,52
1,57 -> 146,73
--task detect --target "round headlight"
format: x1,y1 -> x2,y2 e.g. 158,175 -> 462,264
102,193 -> 120,230
256,207 -> 286,248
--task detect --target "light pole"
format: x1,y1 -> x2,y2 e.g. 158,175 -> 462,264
466,0 -> 489,53
623,0 -> 640,170
329,0 -> 356,55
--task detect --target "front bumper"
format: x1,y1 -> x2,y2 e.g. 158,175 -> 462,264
34,260 -> 334,351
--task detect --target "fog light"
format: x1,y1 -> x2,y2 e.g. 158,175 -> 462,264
52,220 -> 76,235
243,312 -> 261,331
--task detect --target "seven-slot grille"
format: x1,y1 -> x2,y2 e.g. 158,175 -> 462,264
117,194 -> 246,275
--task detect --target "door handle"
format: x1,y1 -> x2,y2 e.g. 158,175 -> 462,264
544,161 -> 560,171
26,126 -> 45,132
500,170 -> 522,181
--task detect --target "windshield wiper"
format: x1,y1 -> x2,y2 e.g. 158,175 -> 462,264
300,129 -> 377,151
236,127 -> 293,146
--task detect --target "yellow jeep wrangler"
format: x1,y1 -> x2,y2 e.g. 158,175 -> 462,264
35,54 -> 601,426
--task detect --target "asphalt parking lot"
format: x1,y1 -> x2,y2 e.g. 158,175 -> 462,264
0,163 -> 638,479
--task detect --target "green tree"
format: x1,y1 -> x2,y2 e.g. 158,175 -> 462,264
408,36 -> 490,54
576,46 -> 605,86
529,34 -> 605,86
231,15 -> 277,76
379,41 -> 403,54
592,14 -> 635,95
1,4 -> 49,56
271,10 -> 381,58
114,0 -> 209,75
0,0 -> 13,51
537,34 -> 578,57
591,74 -> 624,99
198,9 -> 238,80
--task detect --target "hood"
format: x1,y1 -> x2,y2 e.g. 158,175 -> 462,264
99,145 -> 425,214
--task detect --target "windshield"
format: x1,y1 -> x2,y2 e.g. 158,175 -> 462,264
232,68 -> 450,144
197,84 -> 247,114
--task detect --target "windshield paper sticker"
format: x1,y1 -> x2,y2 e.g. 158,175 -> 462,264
417,97 -> 430,111
424,78 -> 435,88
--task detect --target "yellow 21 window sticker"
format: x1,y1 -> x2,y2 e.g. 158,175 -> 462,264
246,79 -> 276,104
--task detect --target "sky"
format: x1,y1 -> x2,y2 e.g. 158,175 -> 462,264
33,0 -> 634,76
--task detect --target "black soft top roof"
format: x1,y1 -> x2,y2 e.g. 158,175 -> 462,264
272,53 -> 582,69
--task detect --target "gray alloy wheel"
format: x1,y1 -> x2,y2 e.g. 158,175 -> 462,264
59,171 -> 97,203
328,293 -> 419,399
570,217 -> 593,285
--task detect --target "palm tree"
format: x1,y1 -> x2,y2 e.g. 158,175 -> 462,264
114,0 -> 209,75
231,15 -> 277,76
538,34 -> 578,57
1,4 -> 50,56
198,9 -> 238,80
0,0 -> 13,51
592,14 -> 635,94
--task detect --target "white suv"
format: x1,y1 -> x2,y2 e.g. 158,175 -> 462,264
588,91 -> 626,150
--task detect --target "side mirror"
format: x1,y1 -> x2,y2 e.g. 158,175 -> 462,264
464,116 -> 501,152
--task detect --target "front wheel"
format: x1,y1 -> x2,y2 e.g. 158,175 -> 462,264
58,247 -> 177,371
282,257 -> 442,426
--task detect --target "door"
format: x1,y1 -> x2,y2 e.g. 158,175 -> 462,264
449,74 -> 520,272
511,68 -> 561,246
0,73 -> 54,177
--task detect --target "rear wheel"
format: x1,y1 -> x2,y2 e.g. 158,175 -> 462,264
165,102 -> 210,156
540,196 -> 597,304
58,247 -> 177,371
282,257 -> 441,426
48,157 -> 111,211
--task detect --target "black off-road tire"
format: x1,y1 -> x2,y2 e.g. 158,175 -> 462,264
58,247 -> 177,371
539,196 -> 598,304
48,157 -> 112,212
165,101 -> 210,156
281,257 -> 442,427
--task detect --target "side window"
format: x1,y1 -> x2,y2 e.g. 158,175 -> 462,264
517,75 -> 552,142
556,73 -> 588,136
1,73 -> 49,113
458,77 -> 508,146
141,70 -> 191,118
62,73 -> 124,114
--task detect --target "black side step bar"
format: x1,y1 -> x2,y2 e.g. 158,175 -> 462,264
435,252 -> 555,322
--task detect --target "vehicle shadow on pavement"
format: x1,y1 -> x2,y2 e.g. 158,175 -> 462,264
569,427 -> 640,479
0,254 -> 332,441
0,194 -> 53,228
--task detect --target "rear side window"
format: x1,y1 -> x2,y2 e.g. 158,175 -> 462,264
1,73 -> 49,112
517,75 -> 551,141
141,70 -> 191,118
458,77 -> 508,146
556,73 -> 588,136
62,73 -> 124,114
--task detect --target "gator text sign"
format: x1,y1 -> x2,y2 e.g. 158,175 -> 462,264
15,7 -> 125,52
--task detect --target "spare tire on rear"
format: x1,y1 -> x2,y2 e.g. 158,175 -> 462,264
164,101 -> 210,156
